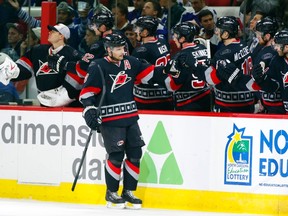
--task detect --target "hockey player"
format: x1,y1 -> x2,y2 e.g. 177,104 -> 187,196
47,8 -> 133,82
80,33 -> 169,209
0,24 -> 83,107
211,16 -> 256,113
193,16 -> 256,113
165,21 -> 212,111
252,17 -> 284,113
252,29 -> 288,113
132,16 -> 173,110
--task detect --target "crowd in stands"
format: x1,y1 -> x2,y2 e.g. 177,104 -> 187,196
1,0 -> 288,114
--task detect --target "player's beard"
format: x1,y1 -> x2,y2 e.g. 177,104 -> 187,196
109,53 -> 124,62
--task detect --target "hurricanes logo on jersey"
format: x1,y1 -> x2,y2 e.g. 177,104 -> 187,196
36,60 -> 57,76
109,71 -> 131,93
282,71 -> 288,87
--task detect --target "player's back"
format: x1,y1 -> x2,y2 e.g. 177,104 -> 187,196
212,39 -> 255,113
132,38 -> 173,110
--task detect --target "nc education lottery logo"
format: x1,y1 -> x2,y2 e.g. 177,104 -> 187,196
224,124 -> 253,186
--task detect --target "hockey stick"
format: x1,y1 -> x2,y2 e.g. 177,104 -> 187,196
206,39 -> 211,59
71,64 -> 106,191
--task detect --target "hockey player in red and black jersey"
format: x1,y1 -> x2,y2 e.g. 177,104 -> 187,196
0,24 -> 83,107
164,21 -> 212,111
252,17 -> 284,113
132,16 -> 173,110
211,16 -> 257,113
79,33 -> 170,209
47,8 -> 134,83
252,30 -> 288,114
190,16 -> 256,113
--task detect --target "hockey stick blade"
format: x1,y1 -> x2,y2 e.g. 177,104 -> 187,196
71,64 -> 106,191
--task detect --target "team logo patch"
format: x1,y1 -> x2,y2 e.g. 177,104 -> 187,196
109,71 -> 131,93
282,71 -> 288,87
36,60 -> 57,76
117,140 -> 124,146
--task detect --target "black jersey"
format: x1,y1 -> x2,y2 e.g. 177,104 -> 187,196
131,38 -> 173,110
16,44 -> 83,99
211,39 -> 255,113
170,43 -> 212,111
255,55 -> 288,113
79,56 -> 159,127
253,45 -> 285,114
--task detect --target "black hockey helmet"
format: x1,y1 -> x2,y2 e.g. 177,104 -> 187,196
135,16 -> 159,36
216,16 -> 239,38
104,33 -> 126,49
255,16 -> 278,37
172,22 -> 200,43
274,30 -> 288,45
91,8 -> 114,30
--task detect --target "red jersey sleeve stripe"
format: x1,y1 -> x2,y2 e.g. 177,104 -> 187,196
135,65 -> 154,85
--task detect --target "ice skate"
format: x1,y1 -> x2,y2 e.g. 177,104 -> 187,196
121,189 -> 142,209
105,190 -> 125,209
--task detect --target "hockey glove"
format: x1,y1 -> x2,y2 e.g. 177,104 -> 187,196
0,52 -> 20,85
252,63 -> 266,84
216,61 -> 241,84
82,106 -> 102,131
164,59 -> 180,78
48,54 -> 68,74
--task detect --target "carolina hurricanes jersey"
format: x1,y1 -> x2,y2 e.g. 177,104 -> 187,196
15,44 -> 83,99
171,43 -> 212,111
253,45 -> 285,114
256,55 -> 288,113
210,39 -> 255,113
79,56 -> 159,127
131,37 -> 173,110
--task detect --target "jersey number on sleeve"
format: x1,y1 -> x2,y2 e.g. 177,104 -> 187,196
241,56 -> 253,75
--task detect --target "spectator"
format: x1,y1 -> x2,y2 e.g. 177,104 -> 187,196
15,27 -> 41,99
123,24 -> 138,48
159,0 -> 186,31
240,0 -> 282,25
128,0 -> 145,24
179,0 -> 217,27
7,0 -> 81,49
0,0 -> 19,50
74,0 -> 95,39
111,2 -> 129,32
78,28 -> 99,53
141,0 -> 168,41
197,9 -> 220,58
1,22 -> 26,61
246,11 -> 266,55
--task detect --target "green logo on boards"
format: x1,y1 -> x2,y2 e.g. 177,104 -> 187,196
139,121 -> 183,185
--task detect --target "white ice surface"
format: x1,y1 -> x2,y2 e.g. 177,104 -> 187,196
0,199 -> 262,216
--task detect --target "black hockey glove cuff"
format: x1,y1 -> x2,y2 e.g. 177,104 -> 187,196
252,63 -> 266,84
48,54 -> 68,74
217,61 -> 241,84
164,59 -> 180,77
82,106 -> 102,131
